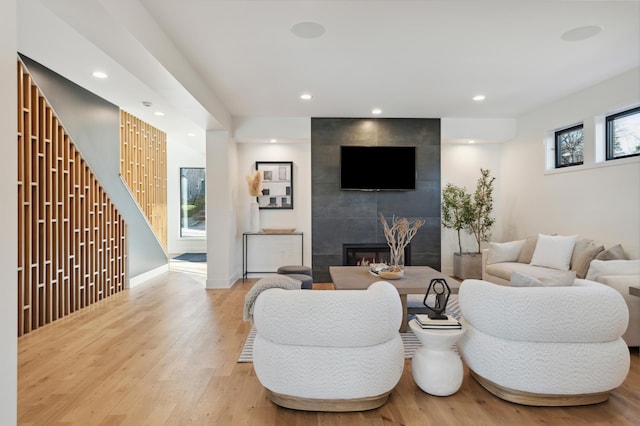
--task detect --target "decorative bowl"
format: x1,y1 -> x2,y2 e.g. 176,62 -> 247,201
378,269 -> 404,280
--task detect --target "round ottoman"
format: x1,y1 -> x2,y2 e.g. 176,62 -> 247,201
277,265 -> 312,276
279,273 -> 313,289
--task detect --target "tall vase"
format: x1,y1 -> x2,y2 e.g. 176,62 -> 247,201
250,202 -> 260,233
390,247 -> 405,271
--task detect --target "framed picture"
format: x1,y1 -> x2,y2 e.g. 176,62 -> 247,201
256,161 -> 293,209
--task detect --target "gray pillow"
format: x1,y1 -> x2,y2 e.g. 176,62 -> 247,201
517,236 -> 538,263
596,244 -> 628,261
510,270 -> 576,287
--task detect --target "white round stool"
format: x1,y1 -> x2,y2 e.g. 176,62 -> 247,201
409,318 -> 465,396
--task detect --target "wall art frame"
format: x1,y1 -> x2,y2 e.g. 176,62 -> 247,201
256,161 -> 293,209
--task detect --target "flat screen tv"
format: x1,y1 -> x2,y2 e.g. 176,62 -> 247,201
340,145 -> 416,191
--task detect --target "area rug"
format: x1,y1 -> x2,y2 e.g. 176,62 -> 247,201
172,253 -> 207,262
238,295 -> 460,363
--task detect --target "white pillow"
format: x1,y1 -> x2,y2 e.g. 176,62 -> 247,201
486,240 -> 525,265
585,259 -> 640,281
530,234 -> 578,271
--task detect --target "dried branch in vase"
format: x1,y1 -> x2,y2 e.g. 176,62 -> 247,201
246,170 -> 263,197
379,213 -> 426,271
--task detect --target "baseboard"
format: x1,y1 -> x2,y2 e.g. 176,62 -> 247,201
129,264 -> 169,288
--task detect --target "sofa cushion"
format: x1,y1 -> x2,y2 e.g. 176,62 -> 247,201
570,238 -> 594,269
572,243 -> 604,279
530,234 -> 578,271
586,259 -> 640,281
596,244 -> 629,261
517,236 -> 538,263
486,240 -> 525,265
511,271 -> 576,287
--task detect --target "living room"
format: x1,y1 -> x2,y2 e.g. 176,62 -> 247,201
2,1 -> 640,424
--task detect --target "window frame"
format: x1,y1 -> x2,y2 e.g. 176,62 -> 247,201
605,106 -> 640,161
179,167 -> 206,238
554,123 -> 584,169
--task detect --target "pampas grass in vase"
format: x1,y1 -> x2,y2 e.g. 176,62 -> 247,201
246,170 -> 263,232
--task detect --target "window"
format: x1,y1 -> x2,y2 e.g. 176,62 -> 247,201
180,168 -> 206,237
606,106 -> 640,160
555,124 -> 584,168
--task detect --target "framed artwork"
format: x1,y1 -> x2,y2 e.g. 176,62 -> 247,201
255,161 -> 293,209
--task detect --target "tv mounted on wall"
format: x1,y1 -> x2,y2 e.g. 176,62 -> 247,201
340,145 -> 416,191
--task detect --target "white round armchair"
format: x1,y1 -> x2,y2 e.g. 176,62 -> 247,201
458,279 -> 630,406
252,281 -> 404,411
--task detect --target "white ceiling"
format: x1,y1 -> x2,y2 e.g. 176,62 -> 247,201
16,0 -> 640,145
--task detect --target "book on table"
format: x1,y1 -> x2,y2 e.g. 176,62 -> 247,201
415,314 -> 461,329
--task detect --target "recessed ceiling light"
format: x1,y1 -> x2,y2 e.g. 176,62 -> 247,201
468,140 -> 475,144
472,95 -> 485,102
300,93 -> 312,100
92,71 -> 108,79
269,139 -> 277,143
187,133 -> 195,137
291,21 -> 326,39
372,108 -> 382,115
561,25 -> 603,42
153,111 -> 165,116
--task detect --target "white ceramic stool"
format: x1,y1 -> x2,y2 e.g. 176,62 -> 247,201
409,319 -> 465,396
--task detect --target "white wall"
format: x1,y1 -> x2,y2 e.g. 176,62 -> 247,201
1,0 -> 18,423
500,68 -> 640,249
440,143 -> 503,275
236,143 -> 312,276
166,137 -> 207,254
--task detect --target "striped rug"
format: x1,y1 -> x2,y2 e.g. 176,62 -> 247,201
238,295 -> 460,363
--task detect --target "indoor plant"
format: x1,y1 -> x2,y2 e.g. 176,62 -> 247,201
441,169 -> 495,278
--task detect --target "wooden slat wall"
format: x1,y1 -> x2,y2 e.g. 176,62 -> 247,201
17,60 -> 128,337
119,110 -> 167,250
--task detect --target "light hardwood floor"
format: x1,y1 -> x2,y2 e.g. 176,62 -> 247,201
18,269 -> 639,425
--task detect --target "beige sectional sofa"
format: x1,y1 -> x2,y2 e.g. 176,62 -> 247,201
481,234 -> 640,347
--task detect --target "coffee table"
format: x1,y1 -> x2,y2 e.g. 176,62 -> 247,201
329,266 -> 461,332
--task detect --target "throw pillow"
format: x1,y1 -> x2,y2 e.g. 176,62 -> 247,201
517,236 -> 538,263
510,270 -> 576,287
510,271 -> 544,287
570,238 -> 593,269
595,244 -> 628,261
541,270 -> 577,287
530,234 -> 579,271
585,259 -> 640,281
486,240 -> 525,265
572,243 -> 604,279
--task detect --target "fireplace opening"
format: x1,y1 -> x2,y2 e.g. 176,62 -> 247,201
343,243 -> 411,266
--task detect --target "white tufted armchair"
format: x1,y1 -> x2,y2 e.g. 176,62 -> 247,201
252,281 -> 404,411
457,278 -> 630,406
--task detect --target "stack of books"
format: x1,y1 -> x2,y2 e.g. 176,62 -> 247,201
415,314 -> 461,330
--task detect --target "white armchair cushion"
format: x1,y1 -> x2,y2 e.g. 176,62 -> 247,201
530,234 -> 578,271
459,279 -> 628,343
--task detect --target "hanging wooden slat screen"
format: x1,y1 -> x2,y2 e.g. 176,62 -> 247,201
119,110 -> 167,250
17,60 -> 128,337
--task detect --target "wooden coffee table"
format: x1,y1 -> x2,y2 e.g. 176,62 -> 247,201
329,266 -> 460,332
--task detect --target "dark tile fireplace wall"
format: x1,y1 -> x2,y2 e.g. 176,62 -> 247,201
311,118 -> 441,283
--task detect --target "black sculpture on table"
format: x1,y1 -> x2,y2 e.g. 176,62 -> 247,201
422,278 -> 451,320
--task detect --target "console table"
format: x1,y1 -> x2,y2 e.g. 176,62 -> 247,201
242,232 -> 303,281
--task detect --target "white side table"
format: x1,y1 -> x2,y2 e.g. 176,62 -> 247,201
409,318 -> 465,396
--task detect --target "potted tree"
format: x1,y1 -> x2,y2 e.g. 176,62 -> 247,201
442,169 -> 495,279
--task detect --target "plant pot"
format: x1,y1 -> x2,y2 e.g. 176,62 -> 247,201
453,252 -> 482,280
